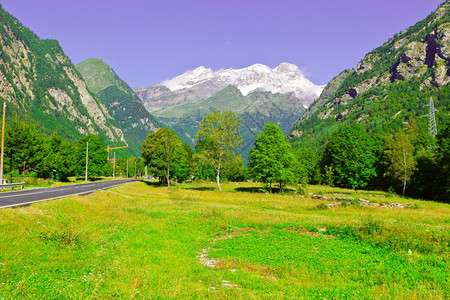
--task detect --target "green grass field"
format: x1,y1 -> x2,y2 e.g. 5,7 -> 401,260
0,181 -> 448,299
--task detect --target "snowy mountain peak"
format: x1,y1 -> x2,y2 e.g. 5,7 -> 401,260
162,66 -> 215,91
275,63 -> 304,77
160,63 -> 324,106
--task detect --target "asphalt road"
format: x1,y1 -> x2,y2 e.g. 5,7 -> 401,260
0,179 -> 139,209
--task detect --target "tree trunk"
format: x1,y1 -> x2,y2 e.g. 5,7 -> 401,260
403,176 -> 406,196
216,166 -> 221,191
167,165 -> 170,187
216,153 -> 222,191
279,181 -> 282,192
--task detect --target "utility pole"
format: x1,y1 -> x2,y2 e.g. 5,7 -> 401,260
113,152 -> 115,178
0,102 -> 6,185
134,159 -> 137,179
85,141 -> 89,182
421,97 -> 438,138
126,158 -> 129,178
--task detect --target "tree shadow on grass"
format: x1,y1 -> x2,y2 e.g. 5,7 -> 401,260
75,177 -> 104,182
184,187 -> 216,191
235,187 -> 282,194
235,186 -> 297,194
142,180 -> 165,187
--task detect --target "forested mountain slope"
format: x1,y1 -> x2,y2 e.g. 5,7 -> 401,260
291,2 -> 450,149
76,58 -> 160,155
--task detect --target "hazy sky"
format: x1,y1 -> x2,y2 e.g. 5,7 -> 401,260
0,0 -> 444,87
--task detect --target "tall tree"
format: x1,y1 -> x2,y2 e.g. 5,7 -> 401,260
195,110 -> 242,191
382,130 -> 417,195
320,123 -> 379,190
248,122 -> 296,192
41,132 -> 76,181
5,117 -> 45,176
294,147 -> 320,184
75,135 -> 108,178
142,128 -> 190,186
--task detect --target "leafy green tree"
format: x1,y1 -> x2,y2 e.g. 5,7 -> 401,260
41,132 -> 76,181
142,128 -> 190,186
248,122 -> 296,192
127,156 -> 137,178
435,118 -> 450,202
294,147 -> 320,184
320,123 -> 379,189
116,156 -> 127,177
195,110 -> 242,191
382,130 -> 417,195
5,117 -> 45,177
222,154 -> 246,182
75,135 -> 108,178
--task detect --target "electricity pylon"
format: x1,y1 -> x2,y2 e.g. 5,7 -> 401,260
421,97 -> 438,138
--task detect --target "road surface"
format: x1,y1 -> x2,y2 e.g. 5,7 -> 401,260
0,179 -> 139,209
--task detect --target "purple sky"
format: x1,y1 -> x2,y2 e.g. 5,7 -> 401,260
0,0 -> 444,87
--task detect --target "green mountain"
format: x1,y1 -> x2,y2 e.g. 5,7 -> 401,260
0,5 -> 128,146
291,2 -> 450,149
150,85 -> 306,160
76,58 -> 160,155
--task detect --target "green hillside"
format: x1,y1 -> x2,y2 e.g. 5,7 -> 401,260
291,2 -> 450,150
76,58 -> 160,155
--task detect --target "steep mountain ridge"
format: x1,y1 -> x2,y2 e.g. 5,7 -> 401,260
0,5 -> 125,144
76,58 -> 160,155
291,2 -> 450,149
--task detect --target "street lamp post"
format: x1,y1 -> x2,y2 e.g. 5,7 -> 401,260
85,142 -> 89,182
0,102 -> 6,185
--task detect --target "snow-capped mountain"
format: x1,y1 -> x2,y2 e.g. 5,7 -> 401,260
160,63 -> 324,107
133,62 -> 318,160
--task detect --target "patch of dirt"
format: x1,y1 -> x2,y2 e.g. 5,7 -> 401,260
197,248 -> 217,268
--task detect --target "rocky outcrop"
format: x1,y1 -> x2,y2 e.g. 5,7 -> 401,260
312,195 -> 417,209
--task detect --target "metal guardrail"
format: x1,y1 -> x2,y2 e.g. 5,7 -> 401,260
0,182 -> 25,190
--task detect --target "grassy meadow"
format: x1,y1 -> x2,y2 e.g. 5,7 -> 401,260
0,181 -> 448,299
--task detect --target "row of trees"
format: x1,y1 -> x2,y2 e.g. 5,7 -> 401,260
141,111 -> 315,193
315,120 -> 449,201
142,110 -> 449,202
4,117 -> 145,181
